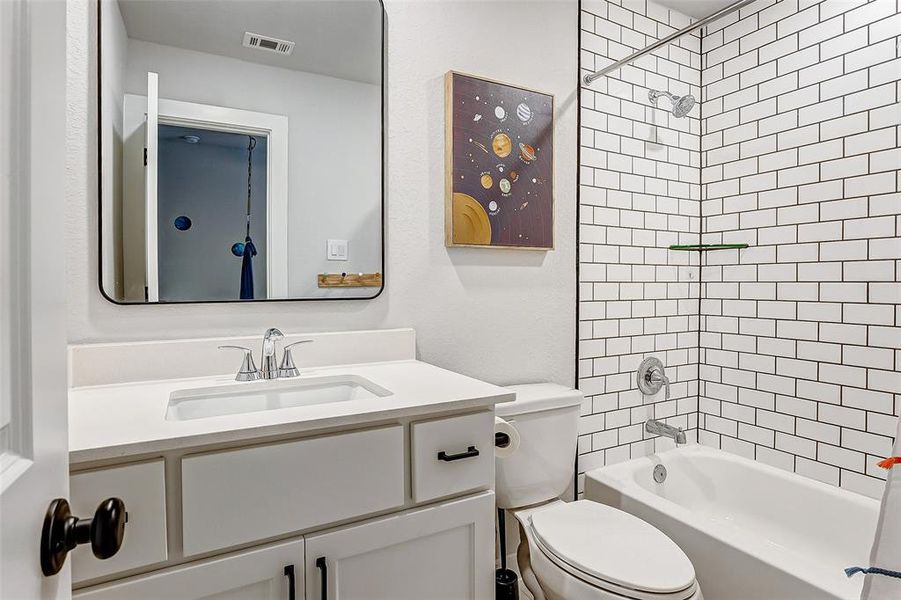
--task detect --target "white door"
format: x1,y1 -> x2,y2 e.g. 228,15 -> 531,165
144,72 -> 160,302
73,538 -> 304,600
0,0 -> 71,599
304,492 -> 495,600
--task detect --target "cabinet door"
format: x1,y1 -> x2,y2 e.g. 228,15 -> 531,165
305,492 -> 494,600
74,539 -> 303,600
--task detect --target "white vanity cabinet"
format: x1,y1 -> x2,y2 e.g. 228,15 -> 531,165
72,412 -> 497,599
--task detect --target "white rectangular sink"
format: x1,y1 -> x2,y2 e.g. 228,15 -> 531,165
165,375 -> 392,421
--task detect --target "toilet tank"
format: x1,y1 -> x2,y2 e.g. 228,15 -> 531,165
495,383 -> 583,509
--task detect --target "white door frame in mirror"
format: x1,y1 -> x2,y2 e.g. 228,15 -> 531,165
144,73 -> 159,301
122,93 -> 289,302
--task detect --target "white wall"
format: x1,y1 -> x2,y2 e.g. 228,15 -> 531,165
66,0 -> 578,388
122,39 -> 382,298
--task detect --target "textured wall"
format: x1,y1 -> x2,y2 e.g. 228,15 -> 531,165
578,0 -> 701,491
66,0 -> 578,388
698,0 -> 901,499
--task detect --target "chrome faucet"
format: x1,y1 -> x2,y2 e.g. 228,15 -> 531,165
646,419 -> 686,445
219,329 -> 313,382
260,328 -> 285,379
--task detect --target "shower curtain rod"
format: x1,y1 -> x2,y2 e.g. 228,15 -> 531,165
582,0 -> 757,86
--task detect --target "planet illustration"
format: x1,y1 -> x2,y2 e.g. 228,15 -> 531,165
473,114 -> 482,122
499,178 -> 511,194
488,201 -> 499,213
492,133 -> 513,158
480,174 -> 493,189
519,143 -> 536,163
451,193 -> 491,245
494,106 -> 506,120
516,103 -> 532,122
509,170 -> 519,182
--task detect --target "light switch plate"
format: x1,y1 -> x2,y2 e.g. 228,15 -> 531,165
327,239 -> 348,261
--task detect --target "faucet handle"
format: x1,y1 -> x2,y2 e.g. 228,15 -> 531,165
650,369 -> 671,400
279,340 -> 314,378
218,345 -> 262,382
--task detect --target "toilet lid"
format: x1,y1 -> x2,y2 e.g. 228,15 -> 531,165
530,501 -> 696,594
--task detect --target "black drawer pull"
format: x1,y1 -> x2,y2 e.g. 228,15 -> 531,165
316,556 -> 328,600
437,446 -> 480,462
284,565 -> 296,600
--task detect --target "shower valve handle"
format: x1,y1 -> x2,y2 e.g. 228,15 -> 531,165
637,357 -> 670,399
650,370 -> 671,400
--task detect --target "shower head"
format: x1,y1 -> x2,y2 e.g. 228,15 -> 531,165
672,94 -> 696,118
648,89 -> 696,118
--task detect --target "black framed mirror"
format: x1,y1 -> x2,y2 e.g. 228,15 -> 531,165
98,0 -> 385,304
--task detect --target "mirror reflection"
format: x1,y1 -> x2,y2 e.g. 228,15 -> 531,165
99,0 -> 384,303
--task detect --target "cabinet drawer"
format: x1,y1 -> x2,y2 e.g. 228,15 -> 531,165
71,460 -> 168,584
181,426 -> 404,556
411,412 -> 494,503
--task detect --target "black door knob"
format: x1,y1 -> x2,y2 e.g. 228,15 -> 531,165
40,497 -> 126,576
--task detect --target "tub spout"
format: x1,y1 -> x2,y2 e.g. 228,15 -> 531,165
646,419 -> 686,445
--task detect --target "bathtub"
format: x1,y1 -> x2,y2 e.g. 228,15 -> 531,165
584,445 -> 880,600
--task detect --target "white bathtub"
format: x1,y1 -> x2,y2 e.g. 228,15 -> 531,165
584,445 -> 880,600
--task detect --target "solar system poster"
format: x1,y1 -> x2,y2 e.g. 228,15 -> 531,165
445,71 -> 554,249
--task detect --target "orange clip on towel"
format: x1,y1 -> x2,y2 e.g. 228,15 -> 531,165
877,457 -> 901,469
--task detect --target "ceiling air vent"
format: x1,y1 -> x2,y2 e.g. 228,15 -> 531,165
242,32 -> 295,56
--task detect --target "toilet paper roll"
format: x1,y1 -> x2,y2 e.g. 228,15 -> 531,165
494,416 -> 521,458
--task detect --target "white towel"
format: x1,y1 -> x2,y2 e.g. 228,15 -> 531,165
862,414 -> 901,600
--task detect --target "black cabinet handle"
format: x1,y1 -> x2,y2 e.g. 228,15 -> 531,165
284,565 -> 296,600
316,556 -> 328,600
437,446 -> 480,462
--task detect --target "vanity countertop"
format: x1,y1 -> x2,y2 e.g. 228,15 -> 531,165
69,359 -> 514,464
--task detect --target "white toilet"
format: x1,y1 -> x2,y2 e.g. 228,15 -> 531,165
497,383 -> 702,600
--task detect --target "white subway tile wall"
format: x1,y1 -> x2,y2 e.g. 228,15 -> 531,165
579,0 -> 702,492
698,0 -> 900,500
579,0 -> 900,499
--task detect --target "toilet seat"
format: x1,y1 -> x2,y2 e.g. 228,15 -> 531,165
528,501 -> 698,600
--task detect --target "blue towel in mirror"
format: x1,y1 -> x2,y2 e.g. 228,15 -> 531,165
240,236 -> 257,300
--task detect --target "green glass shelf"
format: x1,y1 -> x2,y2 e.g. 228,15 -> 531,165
668,244 -> 749,251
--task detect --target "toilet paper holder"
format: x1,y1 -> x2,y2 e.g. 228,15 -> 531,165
494,415 -> 521,458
